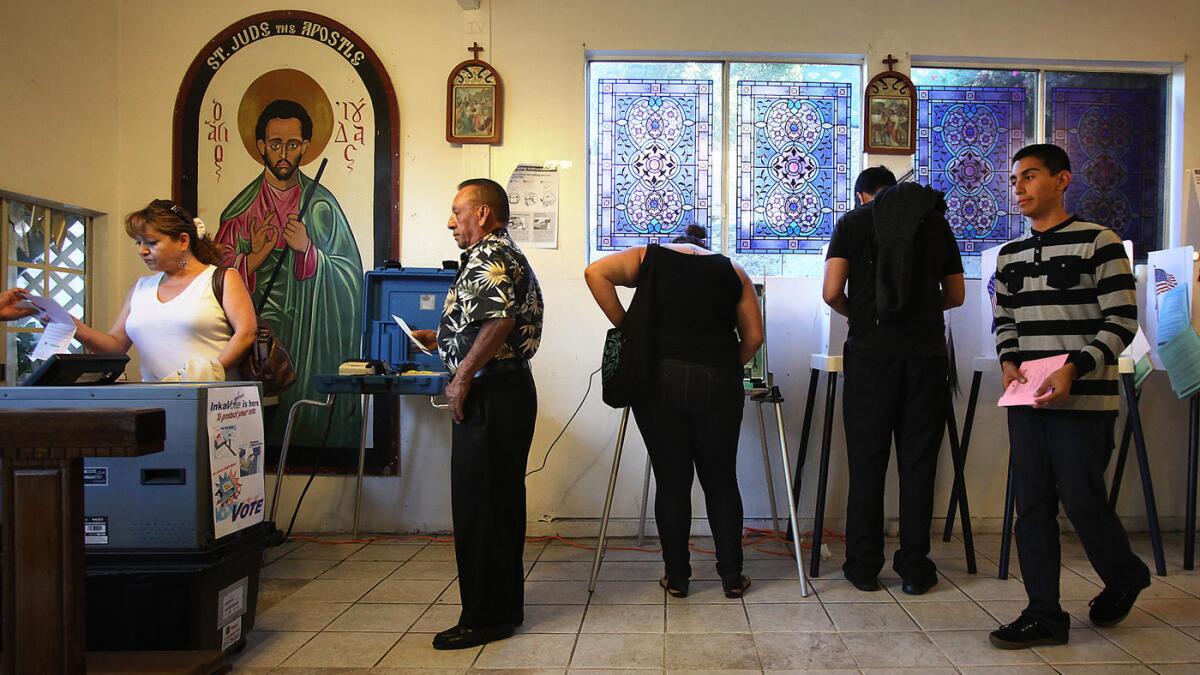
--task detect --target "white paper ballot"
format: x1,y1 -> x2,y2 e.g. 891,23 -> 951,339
24,294 -> 77,360
393,314 -> 432,355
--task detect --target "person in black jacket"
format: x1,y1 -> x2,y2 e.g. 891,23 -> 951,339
823,166 -> 965,594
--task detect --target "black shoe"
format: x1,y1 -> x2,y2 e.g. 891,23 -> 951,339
847,576 -> 880,592
432,624 -> 514,650
989,615 -> 1068,650
660,575 -> 689,598
901,575 -> 938,596
721,574 -> 751,599
1089,587 -> 1142,627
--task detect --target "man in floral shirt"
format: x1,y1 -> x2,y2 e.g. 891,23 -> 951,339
415,178 -> 543,650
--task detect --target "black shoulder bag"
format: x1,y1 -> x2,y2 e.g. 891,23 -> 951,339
601,244 -> 660,408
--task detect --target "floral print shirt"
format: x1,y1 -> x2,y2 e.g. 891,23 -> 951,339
437,229 -> 544,375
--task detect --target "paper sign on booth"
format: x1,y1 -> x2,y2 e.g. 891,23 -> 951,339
207,386 -> 266,538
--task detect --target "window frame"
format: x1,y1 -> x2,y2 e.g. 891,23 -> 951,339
0,189 -> 101,386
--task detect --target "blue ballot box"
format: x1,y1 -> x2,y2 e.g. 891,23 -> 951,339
315,265 -> 455,396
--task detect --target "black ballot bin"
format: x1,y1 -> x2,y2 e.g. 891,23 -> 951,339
84,521 -> 270,654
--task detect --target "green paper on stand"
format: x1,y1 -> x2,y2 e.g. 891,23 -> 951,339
1159,326 -> 1200,399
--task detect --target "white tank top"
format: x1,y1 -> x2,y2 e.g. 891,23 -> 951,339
125,265 -> 233,381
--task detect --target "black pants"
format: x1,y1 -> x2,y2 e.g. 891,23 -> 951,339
451,368 -> 537,629
1008,407 -> 1150,632
633,359 -> 745,580
842,347 -> 947,583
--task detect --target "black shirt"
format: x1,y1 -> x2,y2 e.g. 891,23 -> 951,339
826,202 -> 963,358
653,247 -> 743,372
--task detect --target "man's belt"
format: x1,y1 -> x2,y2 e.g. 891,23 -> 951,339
472,358 -> 531,379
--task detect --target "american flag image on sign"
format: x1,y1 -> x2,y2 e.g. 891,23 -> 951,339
1155,267 -> 1178,296
987,273 -> 998,333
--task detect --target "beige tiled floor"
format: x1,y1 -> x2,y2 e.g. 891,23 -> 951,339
230,532 -> 1200,673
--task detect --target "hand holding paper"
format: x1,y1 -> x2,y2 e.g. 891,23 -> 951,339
393,314 -> 434,355
998,354 -> 1069,407
22,294 -> 78,360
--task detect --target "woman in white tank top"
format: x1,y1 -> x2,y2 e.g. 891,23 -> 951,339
70,200 -> 257,382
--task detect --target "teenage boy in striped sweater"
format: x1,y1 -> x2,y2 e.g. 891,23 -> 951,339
989,143 -> 1150,649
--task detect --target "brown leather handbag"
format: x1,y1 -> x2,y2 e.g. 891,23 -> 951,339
212,265 -> 297,397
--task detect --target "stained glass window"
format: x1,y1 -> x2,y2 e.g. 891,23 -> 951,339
735,81 -> 852,254
592,67 -> 719,251
1047,72 -> 1167,259
2,197 -> 91,385
915,85 -> 1030,254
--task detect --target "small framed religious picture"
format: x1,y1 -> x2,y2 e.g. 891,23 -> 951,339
446,42 -> 503,145
864,54 -> 916,155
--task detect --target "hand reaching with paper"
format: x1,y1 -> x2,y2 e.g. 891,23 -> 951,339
1033,363 -> 1076,408
0,288 -> 36,321
410,329 -> 438,353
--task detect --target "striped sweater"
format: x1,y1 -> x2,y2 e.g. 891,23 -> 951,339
993,218 -> 1137,413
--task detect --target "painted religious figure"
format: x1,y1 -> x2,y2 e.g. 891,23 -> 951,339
215,69 -> 363,446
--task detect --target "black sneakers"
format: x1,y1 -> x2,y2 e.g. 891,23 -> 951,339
1089,587 -> 1142,627
659,575 -> 689,598
901,575 -> 938,596
848,576 -> 881,592
989,615 -> 1069,649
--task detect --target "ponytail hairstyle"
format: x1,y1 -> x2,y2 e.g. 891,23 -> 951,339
124,199 -> 223,266
670,224 -> 709,249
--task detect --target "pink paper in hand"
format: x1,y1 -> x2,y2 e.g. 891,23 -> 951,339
997,354 -> 1069,407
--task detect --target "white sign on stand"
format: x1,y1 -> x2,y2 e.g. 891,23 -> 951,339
816,243 -> 848,356
207,386 -> 266,538
1145,246 -> 1195,360
979,243 -> 1004,360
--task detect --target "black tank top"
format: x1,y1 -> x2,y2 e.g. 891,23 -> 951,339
652,247 -> 743,371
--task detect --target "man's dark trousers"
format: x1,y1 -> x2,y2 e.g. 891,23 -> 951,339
451,367 -> 537,629
1008,407 -> 1150,633
842,345 -> 947,583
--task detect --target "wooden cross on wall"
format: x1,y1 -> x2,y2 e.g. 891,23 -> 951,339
469,41 -> 484,60
882,53 -> 899,71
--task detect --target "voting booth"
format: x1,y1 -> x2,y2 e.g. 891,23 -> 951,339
0,382 -> 270,654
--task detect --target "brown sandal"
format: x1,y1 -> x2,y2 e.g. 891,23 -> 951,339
659,575 -> 688,598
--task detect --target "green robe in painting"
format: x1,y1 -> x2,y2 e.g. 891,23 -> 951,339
217,172 -> 364,449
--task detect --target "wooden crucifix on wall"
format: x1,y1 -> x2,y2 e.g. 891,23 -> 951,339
446,42 -> 504,145
864,53 -> 917,155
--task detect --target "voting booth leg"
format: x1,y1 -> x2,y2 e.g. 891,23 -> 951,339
268,394 -> 336,530
998,451 -> 1017,580
352,393 -> 371,539
1108,401 -> 1137,509
769,392 -> 810,596
1122,373 -> 1166,576
757,402 -> 782,533
589,407 -> 631,593
1186,396 -> 1199,570
944,371 -> 983,541
787,369 -> 821,543
809,373 -> 839,577
944,399 -> 977,574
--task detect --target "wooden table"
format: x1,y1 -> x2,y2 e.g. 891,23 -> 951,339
1,408 -> 165,675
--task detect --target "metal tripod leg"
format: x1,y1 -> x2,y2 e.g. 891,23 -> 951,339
809,372 -> 838,577
268,393 -> 335,526
787,369 -> 821,542
944,371 -> 982,540
757,402 -> 781,533
999,451 -> 1016,580
1123,373 -> 1165,576
771,394 -> 809,596
1186,396 -> 1199,570
352,393 -> 371,539
589,407 -> 631,592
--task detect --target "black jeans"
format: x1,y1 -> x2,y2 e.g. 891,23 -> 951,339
633,359 -> 746,580
841,346 -> 947,583
451,368 -> 537,629
1008,407 -> 1150,633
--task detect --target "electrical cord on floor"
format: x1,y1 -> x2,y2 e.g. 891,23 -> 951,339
525,365 -> 601,477
282,396 -> 358,542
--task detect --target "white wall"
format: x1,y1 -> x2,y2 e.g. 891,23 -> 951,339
4,0 -> 1199,536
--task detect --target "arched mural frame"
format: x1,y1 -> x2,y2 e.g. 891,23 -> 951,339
172,10 -> 400,262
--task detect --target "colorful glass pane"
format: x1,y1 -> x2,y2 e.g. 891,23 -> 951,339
1050,87 -> 1164,258
595,78 -> 713,250
735,81 -> 852,253
916,85 -> 1029,258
